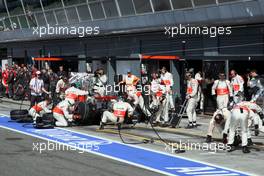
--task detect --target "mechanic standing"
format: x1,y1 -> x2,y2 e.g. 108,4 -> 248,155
212,72 -> 233,110
247,69 -> 264,102
185,71 -> 199,128
230,70 -> 244,104
119,71 -> 140,92
65,83 -> 89,101
29,71 -> 50,107
93,68 -> 107,96
55,76 -> 68,105
195,71 -> 204,113
153,85 -> 169,126
149,73 -> 170,125
160,67 -> 175,111
150,73 -> 162,108
99,96 -> 134,130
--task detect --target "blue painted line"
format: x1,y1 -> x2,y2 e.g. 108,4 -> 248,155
0,116 -> 250,176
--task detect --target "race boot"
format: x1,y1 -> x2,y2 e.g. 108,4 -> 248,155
35,116 -> 41,125
247,138 -> 253,146
152,121 -> 160,127
233,135 -> 241,147
222,133 -> 228,144
160,122 -> 169,128
242,146 -> 250,154
192,121 -> 197,128
117,123 -> 122,130
205,135 -> 212,143
99,122 -> 105,130
255,125 -> 259,136
227,144 -> 236,152
185,122 -> 193,129
67,121 -> 73,127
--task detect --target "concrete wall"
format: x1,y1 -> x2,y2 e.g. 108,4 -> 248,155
0,0 -> 263,43
0,24 -> 263,59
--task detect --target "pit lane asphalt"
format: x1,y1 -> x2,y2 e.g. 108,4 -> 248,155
0,101 -> 164,176
0,100 -> 264,176
0,128 -> 165,176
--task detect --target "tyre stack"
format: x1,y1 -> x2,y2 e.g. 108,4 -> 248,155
10,109 -> 32,123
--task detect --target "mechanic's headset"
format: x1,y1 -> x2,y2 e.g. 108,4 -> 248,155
214,113 -> 224,124
117,94 -> 127,102
151,73 -> 159,79
120,94 -> 137,118
185,72 -> 192,79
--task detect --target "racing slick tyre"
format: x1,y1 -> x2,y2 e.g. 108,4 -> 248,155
10,109 -> 32,123
74,102 -> 99,125
35,113 -> 55,129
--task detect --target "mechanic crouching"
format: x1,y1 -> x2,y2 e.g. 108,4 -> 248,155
93,68 -> 107,96
53,83 -> 89,127
53,97 -> 76,127
99,96 -> 134,130
227,100 -> 263,153
29,96 -> 52,123
206,108 -> 231,144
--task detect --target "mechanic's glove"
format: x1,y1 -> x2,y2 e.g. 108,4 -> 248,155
185,95 -> 191,100
229,96 -> 233,103
223,133 -> 228,144
250,99 -> 256,103
160,94 -> 166,103
237,91 -> 243,96
73,114 -> 81,120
